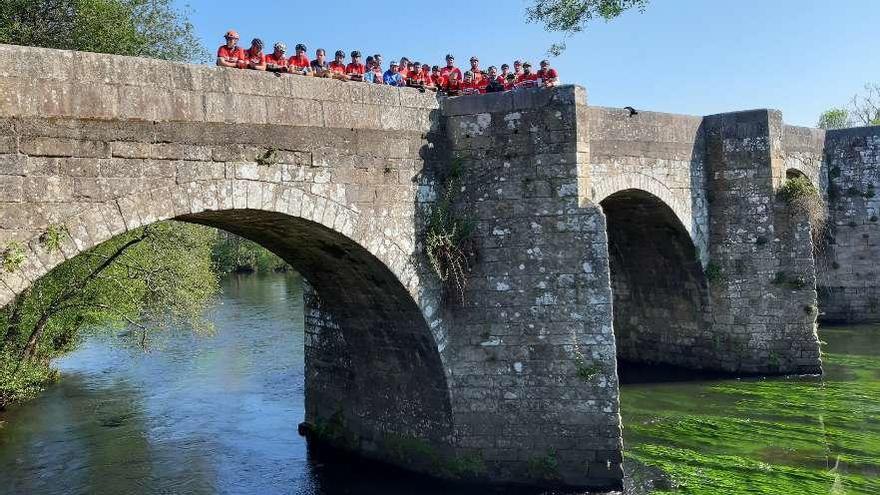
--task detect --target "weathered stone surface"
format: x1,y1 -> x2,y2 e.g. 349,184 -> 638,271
0,43 -> 865,491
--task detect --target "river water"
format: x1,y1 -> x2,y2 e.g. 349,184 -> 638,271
0,273 -> 878,494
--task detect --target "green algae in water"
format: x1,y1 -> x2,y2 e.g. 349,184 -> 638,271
620,325 -> 880,495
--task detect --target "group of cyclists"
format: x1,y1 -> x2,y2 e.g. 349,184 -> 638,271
216,30 -> 560,96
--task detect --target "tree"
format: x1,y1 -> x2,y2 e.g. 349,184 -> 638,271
817,108 -> 850,130
0,0 -> 207,62
818,84 -> 880,130
526,0 -> 650,55
0,222 -> 218,408
849,83 -> 880,127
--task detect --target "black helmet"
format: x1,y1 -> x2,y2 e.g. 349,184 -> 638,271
335,50 -> 345,57
251,38 -> 263,48
351,50 -> 361,58
295,43 -> 306,51
445,53 -> 454,60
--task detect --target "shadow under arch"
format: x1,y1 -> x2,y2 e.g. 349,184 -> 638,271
3,178 -> 455,475
600,189 -> 712,377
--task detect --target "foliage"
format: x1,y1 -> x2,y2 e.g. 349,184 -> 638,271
527,450 -> 561,480
526,0 -> 649,55
39,223 -> 69,254
818,84 -> 880,129
425,159 -> 476,303
705,262 -> 723,285
778,175 -> 828,236
0,353 -> 58,409
1,241 -> 25,273
574,349 -> 600,382
255,148 -> 279,167
212,230 -> 289,274
818,108 -> 850,130
0,221 -> 218,407
0,0 -> 208,62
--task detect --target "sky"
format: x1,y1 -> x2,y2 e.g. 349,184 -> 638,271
176,0 -> 879,127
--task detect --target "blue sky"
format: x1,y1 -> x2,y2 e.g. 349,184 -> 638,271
177,0 -> 878,127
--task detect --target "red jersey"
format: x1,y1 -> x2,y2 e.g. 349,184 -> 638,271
398,67 -> 409,79
440,66 -> 462,81
537,68 -> 559,84
346,63 -> 366,76
515,73 -> 540,88
461,81 -> 481,96
217,45 -> 246,65
328,61 -> 347,74
431,74 -> 446,87
288,54 -> 310,69
406,72 -> 425,86
475,77 -> 489,93
265,53 -> 289,70
244,48 -> 265,67
443,79 -> 462,94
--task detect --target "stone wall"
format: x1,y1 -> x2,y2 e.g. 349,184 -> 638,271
703,110 -> 820,374
441,88 -> 623,489
819,127 -> 880,322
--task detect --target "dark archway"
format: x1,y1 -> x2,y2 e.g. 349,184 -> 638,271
175,209 -> 454,472
600,189 -> 712,373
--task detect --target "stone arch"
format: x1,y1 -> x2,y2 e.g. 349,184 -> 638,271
0,177 -> 454,474
599,188 -> 712,372
590,173 -> 695,240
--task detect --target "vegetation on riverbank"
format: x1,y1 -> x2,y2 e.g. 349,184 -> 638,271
211,231 -> 290,274
0,222 -> 219,410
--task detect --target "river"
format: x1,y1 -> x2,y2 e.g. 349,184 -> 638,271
0,273 -> 878,494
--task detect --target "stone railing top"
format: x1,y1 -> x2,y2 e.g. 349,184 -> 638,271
0,44 -> 439,130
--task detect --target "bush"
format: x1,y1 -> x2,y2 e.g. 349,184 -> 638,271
0,353 -> 58,410
778,175 -> 828,239
425,160 -> 476,302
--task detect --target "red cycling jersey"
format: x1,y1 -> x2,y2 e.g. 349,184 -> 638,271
346,63 -> 366,76
515,73 -> 540,88
217,45 -> 246,65
461,81 -> 481,95
440,66 -> 462,81
475,77 -> 489,93
288,53 -> 310,70
265,53 -> 289,71
443,79 -> 462,95
537,68 -> 559,84
244,48 -> 265,67
328,61 -> 347,74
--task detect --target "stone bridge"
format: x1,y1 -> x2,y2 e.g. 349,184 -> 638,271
2,44 -> 878,490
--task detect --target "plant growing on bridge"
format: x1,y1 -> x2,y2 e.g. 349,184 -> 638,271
778,175 -> 828,240
1,242 -> 25,273
39,223 -> 69,254
425,159 -> 476,303
255,148 -> 279,167
527,450 -> 561,480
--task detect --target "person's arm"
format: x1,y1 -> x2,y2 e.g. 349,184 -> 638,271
252,55 -> 267,71
216,48 -> 238,68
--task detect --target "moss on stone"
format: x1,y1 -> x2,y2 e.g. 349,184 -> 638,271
527,450 -> 561,481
